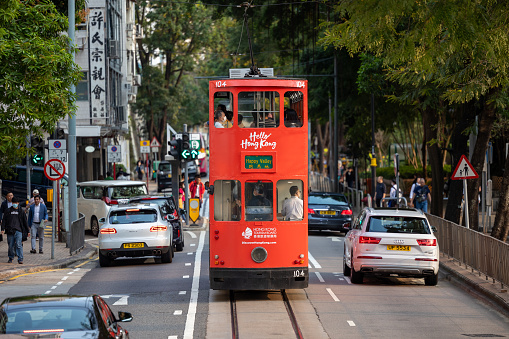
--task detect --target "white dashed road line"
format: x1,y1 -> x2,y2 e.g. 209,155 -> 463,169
344,276 -> 352,284
307,251 -> 322,269
347,320 -> 356,326
185,231 -> 197,239
173,310 -> 183,315
314,272 -> 325,283
183,231 -> 205,339
326,288 -> 340,302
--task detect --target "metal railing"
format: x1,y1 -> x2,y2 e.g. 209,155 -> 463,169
309,172 -> 332,192
340,182 -> 367,209
69,213 -> 85,255
426,213 -> 509,289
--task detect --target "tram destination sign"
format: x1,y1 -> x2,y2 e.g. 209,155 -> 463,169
245,155 -> 273,169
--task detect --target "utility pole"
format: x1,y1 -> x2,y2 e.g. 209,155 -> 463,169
371,94 -> 376,197
333,53 -> 339,192
68,0 -> 78,223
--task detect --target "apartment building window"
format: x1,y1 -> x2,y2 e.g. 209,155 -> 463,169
76,71 -> 89,101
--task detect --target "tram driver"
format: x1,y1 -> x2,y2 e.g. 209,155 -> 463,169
281,186 -> 303,221
246,184 -> 272,221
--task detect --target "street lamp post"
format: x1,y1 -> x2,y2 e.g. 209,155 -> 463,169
371,94 -> 376,198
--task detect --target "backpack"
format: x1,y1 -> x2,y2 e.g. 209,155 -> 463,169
416,186 -> 427,202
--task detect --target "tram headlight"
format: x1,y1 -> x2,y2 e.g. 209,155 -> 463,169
251,247 -> 268,263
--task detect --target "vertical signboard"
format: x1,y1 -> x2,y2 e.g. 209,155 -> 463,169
89,8 -> 107,123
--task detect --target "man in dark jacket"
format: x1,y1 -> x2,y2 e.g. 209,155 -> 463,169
0,191 -> 14,241
1,197 -> 30,264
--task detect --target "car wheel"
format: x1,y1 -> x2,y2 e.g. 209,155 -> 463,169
161,246 -> 173,263
99,252 -> 111,267
424,272 -> 438,286
350,255 -> 363,284
343,250 -> 351,276
176,235 -> 184,252
91,217 -> 99,237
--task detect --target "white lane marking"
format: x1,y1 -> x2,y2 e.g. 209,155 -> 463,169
67,272 -> 74,275
51,286 -> 57,290
185,263 -> 192,266
56,282 -> 63,285
327,236 -> 343,242
333,272 -> 340,274
344,276 -> 352,284
61,276 -> 69,281
187,252 -> 193,255
190,244 -> 196,247
174,310 -> 183,315
185,231 -> 197,239
73,268 -> 81,272
113,296 -> 129,306
183,231 -> 205,339
347,320 -> 356,327
44,290 -> 52,295
308,252 -> 322,269
326,288 -> 340,302
183,275 -> 190,279
168,336 -> 178,339
315,272 -> 325,283
179,291 -> 187,295
338,278 -> 344,281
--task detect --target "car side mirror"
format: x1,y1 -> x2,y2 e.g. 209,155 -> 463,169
208,185 -> 214,195
98,217 -> 106,224
117,311 -> 133,322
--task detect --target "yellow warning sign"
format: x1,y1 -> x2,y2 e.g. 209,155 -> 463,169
189,198 -> 200,223
140,140 -> 150,147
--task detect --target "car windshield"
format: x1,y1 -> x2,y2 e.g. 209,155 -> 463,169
135,198 -> 176,215
2,307 -> 97,334
159,163 -> 171,171
366,216 -> 431,234
309,195 -> 347,205
108,185 -> 148,199
109,209 -> 158,224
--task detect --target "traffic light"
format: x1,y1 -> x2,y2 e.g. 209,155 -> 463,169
180,132 -> 190,160
168,138 -> 181,160
31,136 -> 44,166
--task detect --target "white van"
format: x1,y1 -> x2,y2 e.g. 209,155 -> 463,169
77,180 -> 148,236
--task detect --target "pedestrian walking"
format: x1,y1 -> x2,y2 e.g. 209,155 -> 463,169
135,159 -> 144,180
27,189 -> 45,210
374,176 -> 386,207
409,175 -> 420,205
28,195 -> 48,254
1,197 -> 30,264
189,176 -> 205,207
0,191 -> 14,242
389,179 -> 402,207
200,181 -> 210,224
411,178 -> 431,213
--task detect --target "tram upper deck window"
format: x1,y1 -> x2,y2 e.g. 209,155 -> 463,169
245,181 -> 273,221
284,91 -> 304,128
213,180 -> 241,221
277,180 -> 304,221
239,91 -> 280,128
214,92 -> 234,128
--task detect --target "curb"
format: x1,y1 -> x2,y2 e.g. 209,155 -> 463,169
439,260 -> 509,315
0,245 -> 98,281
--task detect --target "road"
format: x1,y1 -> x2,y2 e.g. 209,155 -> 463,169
1,230 -> 508,338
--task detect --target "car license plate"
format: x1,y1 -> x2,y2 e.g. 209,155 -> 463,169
387,245 -> 410,251
123,243 -> 144,249
319,211 -> 336,215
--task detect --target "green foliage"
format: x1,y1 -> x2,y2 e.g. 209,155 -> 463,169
0,0 -> 81,176
376,164 -> 451,180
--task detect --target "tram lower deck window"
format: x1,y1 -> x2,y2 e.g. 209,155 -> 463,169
277,180 -> 304,221
245,181 -> 273,221
213,180 -> 241,221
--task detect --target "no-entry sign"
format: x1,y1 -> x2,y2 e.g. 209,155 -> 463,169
44,159 -> 66,181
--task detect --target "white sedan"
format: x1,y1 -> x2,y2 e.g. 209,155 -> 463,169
344,207 -> 439,286
98,203 -> 173,267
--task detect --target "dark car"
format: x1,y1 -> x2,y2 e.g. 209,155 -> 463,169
308,192 -> 353,233
0,165 -> 68,208
129,195 -> 185,251
157,161 -> 173,192
0,294 -> 132,338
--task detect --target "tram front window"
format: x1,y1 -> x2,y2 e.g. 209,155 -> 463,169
284,91 -> 304,128
277,180 -> 304,221
213,180 -> 241,221
245,181 -> 273,221
214,92 -> 234,128
239,91 -> 280,128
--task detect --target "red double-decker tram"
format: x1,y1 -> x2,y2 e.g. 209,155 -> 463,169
209,70 -> 308,290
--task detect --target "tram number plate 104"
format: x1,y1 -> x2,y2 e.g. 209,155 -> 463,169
293,270 -> 305,277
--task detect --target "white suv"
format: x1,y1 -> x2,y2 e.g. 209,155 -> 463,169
344,207 -> 439,286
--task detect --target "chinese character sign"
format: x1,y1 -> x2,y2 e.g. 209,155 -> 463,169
89,8 -> 107,119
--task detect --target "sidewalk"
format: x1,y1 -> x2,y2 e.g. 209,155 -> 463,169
0,236 -> 97,281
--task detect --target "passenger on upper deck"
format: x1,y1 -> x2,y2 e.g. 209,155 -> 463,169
214,110 -> 225,128
223,110 -> 233,128
247,185 -> 271,207
238,114 -> 245,128
217,104 -> 226,113
284,108 -> 302,127
281,186 -> 303,221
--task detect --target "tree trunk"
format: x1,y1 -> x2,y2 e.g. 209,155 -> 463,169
316,120 -> 329,176
491,151 -> 509,240
445,103 -> 475,224
466,91 -> 497,230
422,107 -> 443,216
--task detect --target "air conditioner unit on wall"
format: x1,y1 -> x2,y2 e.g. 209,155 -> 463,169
134,74 -> 141,86
109,40 -> 120,59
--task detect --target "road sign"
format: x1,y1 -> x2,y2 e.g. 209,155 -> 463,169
107,145 -> 122,163
141,146 -> 150,154
44,159 -> 66,181
49,139 -> 67,150
189,198 -> 200,223
140,140 -> 150,147
49,149 -> 67,162
150,137 -> 161,147
451,155 -> 479,180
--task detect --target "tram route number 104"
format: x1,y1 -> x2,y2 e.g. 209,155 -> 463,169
293,270 -> 305,277
215,81 -> 305,88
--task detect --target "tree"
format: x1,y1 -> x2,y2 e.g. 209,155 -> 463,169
322,0 -> 509,222
0,0 -> 81,176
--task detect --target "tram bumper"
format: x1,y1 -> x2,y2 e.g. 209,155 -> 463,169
210,267 -> 308,290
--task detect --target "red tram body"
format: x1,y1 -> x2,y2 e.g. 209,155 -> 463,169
209,74 -> 309,290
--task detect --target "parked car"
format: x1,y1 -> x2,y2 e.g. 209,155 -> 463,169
98,203 -> 173,267
129,195 -> 185,251
308,192 -> 353,233
78,180 -> 148,236
157,161 -> 173,192
186,160 -> 200,181
344,207 -> 439,286
0,294 -> 132,338
0,165 -> 68,208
